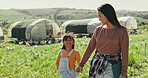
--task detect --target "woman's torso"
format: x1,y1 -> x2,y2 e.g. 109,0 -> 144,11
94,26 -> 126,54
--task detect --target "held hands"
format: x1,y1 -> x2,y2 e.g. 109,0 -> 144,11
119,74 -> 126,78
76,66 -> 83,73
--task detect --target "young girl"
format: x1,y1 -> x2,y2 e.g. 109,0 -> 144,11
56,35 -> 80,78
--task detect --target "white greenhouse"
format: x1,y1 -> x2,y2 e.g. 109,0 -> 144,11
8,19 -> 60,41
60,18 -> 101,35
118,16 -> 137,29
61,16 -> 137,37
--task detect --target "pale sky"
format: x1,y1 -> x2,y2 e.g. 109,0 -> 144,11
0,0 -> 148,11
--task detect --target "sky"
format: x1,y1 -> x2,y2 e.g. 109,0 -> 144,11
0,0 -> 148,11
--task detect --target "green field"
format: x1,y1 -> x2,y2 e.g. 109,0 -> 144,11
0,10 -> 32,22
0,8 -> 147,78
0,32 -> 148,78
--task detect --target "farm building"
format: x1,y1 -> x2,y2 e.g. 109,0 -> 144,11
61,16 -> 137,37
0,27 -> 4,42
118,16 -> 137,29
8,19 -> 60,42
60,18 -> 101,37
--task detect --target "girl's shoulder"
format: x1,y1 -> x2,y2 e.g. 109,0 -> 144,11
73,50 -> 80,54
60,49 -> 65,52
73,49 -> 79,52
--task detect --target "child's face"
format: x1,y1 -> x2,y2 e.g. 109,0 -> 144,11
63,37 -> 74,49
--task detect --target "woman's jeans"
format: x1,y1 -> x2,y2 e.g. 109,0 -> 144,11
90,63 -> 114,78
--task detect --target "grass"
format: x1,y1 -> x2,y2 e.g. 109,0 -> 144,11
0,31 -> 148,78
0,10 -> 32,22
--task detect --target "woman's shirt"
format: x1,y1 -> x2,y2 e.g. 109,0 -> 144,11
80,26 -> 129,76
56,50 -> 81,70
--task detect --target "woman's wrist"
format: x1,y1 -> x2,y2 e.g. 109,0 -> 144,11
79,63 -> 84,68
120,73 -> 127,78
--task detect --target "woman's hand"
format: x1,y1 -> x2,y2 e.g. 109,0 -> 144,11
119,74 -> 126,78
76,66 -> 83,73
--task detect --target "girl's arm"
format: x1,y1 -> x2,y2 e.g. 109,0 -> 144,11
56,52 -> 61,70
76,51 -> 81,64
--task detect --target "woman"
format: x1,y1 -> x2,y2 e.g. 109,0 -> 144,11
76,3 -> 129,78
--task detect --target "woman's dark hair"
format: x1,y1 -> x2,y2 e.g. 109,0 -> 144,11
62,35 -> 75,49
97,3 -> 121,27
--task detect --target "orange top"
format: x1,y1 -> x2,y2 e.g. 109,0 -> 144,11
56,50 -> 81,70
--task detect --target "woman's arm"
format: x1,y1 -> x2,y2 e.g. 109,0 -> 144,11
120,28 -> 129,77
79,35 -> 96,67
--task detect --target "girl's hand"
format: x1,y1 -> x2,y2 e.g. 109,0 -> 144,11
76,66 -> 83,73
